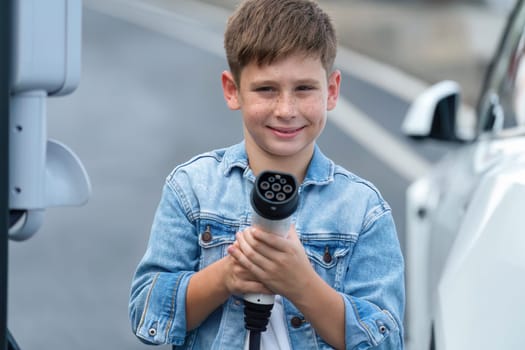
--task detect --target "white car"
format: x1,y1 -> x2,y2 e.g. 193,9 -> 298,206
402,1 -> 525,349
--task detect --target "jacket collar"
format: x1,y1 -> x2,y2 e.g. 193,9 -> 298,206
221,141 -> 334,186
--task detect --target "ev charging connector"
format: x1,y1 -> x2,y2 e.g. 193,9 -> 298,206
244,171 -> 299,350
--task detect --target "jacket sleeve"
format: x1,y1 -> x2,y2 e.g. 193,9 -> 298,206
128,180 -> 198,345
342,207 -> 405,350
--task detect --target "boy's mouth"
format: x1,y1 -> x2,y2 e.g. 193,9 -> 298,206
268,126 -> 305,136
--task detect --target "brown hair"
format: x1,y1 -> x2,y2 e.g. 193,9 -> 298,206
224,0 -> 337,85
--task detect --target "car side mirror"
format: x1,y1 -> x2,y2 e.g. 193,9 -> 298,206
402,80 -> 469,142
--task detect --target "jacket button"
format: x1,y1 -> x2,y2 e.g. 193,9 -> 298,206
202,226 -> 212,242
290,316 -> 304,328
148,327 -> 157,336
202,232 -> 212,242
323,246 -> 332,263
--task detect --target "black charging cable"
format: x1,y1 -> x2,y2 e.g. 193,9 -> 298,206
244,171 -> 299,350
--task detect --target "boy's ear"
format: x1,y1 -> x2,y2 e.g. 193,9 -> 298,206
327,70 -> 341,111
221,71 -> 241,110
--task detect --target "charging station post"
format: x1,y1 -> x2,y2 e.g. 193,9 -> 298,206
1,0 -> 12,348
1,1 -> 89,348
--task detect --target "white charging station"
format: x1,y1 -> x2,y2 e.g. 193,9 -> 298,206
9,0 -> 90,241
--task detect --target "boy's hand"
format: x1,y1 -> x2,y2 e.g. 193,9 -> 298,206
223,244 -> 273,296
227,225 -> 316,302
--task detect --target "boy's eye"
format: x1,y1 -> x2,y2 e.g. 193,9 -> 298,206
296,85 -> 315,91
254,86 -> 275,92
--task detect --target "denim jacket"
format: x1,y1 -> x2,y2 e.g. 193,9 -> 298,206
129,142 -> 405,350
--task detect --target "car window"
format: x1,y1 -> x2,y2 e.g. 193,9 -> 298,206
478,0 -> 525,133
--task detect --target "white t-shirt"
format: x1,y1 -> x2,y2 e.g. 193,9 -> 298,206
244,295 -> 291,350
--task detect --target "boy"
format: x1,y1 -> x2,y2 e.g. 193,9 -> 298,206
129,0 -> 405,349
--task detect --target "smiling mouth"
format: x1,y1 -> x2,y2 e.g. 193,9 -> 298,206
268,126 -> 305,134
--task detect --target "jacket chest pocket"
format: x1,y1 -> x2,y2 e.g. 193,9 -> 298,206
301,234 -> 356,290
197,219 -> 239,269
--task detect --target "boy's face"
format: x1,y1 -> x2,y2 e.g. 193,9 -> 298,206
222,54 -> 341,164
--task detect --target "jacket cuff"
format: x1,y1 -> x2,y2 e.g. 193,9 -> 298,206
136,271 -> 194,345
343,294 -> 400,349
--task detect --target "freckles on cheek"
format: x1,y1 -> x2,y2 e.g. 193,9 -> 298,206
249,103 -> 271,119
303,100 -> 324,117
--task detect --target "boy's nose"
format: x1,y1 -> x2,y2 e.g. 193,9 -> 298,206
274,93 -> 296,119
